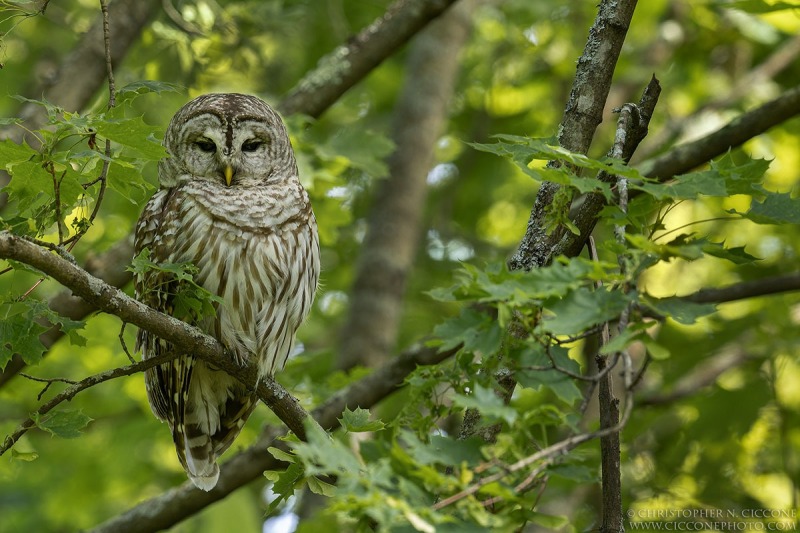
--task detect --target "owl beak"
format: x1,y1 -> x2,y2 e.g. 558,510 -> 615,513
224,166 -> 234,186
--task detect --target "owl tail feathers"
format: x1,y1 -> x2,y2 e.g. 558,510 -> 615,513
186,460 -> 220,492
173,419 -> 221,491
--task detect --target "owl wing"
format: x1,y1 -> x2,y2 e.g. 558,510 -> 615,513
134,188 -> 186,423
134,187 -> 253,490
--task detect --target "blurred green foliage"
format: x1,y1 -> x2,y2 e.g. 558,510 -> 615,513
1,0 -> 799,531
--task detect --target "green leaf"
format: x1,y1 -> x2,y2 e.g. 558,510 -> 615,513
432,307 -> 502,355
93,117 -> 166,160
2,160 -> 53,216
291,419 -> 362,476
264,462 -> 304,513
740,192 -> 800,225
339,407 -> 385,433
0,139 -> 37,166
106,159 -> 153,204
0,302 -> 50,367
472,135 -> 646,182
402,432 -> 484,467
697,239 -> 759,264
642,296 -> 717,325
513,345 -> 583,404
267,447 -> 296,464
115,80 -> 182,105
130,250 -> 223,322
543,287 -> 633,335
634,153 -> 769,200
428,258 -> 614,305
32,409 -> 93,439
24,299 -> 87,347
306,476 -> 336,497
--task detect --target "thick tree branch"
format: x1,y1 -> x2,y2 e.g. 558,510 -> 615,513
556,76 -> 661,258
682,272 -> 800,304
0,231 -> 312,440
635,34 -> 800,162
278,0 -> 460,118
508,0 -> 639,272
639,84 -> 800,180
90,343 -> 459,533
0,232 -> 460,530
460,0 -> 640,452
338,0 -> 477,370
0,235 -> 135,387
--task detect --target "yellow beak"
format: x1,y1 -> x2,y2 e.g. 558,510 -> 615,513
224,166 -> 233,186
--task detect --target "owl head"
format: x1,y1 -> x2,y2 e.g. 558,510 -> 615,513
158,93 -> 298,188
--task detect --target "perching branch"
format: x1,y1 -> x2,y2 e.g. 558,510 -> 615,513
90,343 -> 459,533
0,231 -> 313,441
278,0 -> 461,118
0,231 -> 462,530
0,236 -> 134,387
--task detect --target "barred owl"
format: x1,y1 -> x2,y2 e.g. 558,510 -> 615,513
134,93 -> 319,491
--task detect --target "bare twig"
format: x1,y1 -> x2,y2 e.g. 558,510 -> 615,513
2,352 -> 178,455
433,395 -> 634,511
19,373 -> 79,401
119,322 -> 135,363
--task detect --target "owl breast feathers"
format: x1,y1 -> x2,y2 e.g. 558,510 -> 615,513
134,93 -> 320,491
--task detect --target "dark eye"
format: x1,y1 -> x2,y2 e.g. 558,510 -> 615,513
194,139 -> 216,153
241,139 -> 264,153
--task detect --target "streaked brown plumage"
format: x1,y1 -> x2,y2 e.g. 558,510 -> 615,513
134,93 -> 319,490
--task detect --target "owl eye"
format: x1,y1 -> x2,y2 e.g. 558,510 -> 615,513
241,139 -> 264,153
194,139 -> 216,153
